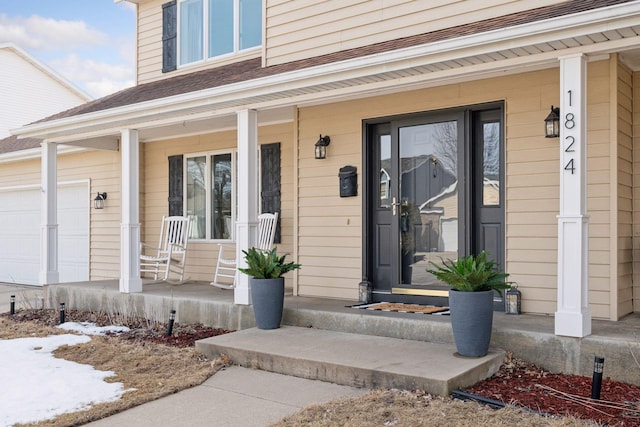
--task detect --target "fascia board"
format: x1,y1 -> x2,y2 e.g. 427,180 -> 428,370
0,145 -> 87,164
14,1 -> 640,140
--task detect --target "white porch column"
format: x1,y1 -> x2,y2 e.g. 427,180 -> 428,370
119,129 -> 143,293
555,53 -> 591,337
234,109 -> 259,305
39,141 -> 59,285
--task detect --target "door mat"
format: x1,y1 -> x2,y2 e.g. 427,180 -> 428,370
351,302 -> 449,315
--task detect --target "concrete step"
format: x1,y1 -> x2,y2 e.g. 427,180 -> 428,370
196,325 -> 504,396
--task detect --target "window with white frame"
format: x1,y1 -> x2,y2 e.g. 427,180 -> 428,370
186,151 -> 236,240
178,0 -> 262,66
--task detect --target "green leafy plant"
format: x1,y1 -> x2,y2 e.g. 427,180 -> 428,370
427,251 -> 511,296
238,247 -> 301,279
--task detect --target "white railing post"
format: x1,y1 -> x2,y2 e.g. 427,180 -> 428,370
39,141 -> 59,285
555,53 -> 591,337
120,129 -> 143,293
234,109 -> 259,305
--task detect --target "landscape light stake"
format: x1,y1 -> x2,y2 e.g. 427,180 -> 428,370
59,302 -> 66,324
10,295 -> 15,315
166,309 -> 176,336
591,356 -> 605,399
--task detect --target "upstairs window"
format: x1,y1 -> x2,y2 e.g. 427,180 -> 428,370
178,0 -> 262,66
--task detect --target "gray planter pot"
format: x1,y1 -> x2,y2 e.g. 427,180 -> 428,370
250,277 -> 284,329
448,289 -> 494,357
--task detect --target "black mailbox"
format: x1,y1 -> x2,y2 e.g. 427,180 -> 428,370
339,165 -> 357,197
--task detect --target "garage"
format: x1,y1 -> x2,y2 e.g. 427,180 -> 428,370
0,181 -> 89,285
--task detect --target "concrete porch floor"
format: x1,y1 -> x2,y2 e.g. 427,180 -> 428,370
4,280 -> 640,387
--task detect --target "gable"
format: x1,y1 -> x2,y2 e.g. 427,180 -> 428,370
0,44 -> 91,138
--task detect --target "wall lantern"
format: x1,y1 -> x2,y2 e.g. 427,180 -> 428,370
93,192 -> 107,210
544,105 -> 560,138
315,134 -> 331,159
505,285 -> 521,315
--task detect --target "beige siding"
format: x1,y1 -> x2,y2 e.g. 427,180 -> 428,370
137,0 -> 261,84
140,0 -> 560,83
137,0 -> 163,84
0,150 -> 122,281
617,59 -> 633,319
634,70 -> 640,313
141,124 -> 294,283
265,0 -> 560,67
296,62 -> 616,316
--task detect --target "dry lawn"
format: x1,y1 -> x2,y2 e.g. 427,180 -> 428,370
272,389 -> 598,427
3,315 -> 597,427
1,317 -> 227,427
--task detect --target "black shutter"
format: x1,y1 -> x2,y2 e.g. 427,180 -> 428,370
261,143 -> 281,243
162,1 -> 177,73
168,154 -> 183,216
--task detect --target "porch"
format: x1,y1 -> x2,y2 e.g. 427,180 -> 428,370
23,280 -> 640,388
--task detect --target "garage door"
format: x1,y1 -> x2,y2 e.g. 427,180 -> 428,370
0,182 -> 89,285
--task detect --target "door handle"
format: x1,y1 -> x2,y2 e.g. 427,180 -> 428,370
391,197 -> 400,216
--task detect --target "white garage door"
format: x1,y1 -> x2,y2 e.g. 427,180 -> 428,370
0,182 -> 89,285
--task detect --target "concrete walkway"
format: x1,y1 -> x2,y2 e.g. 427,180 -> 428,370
85,366 -> 364,427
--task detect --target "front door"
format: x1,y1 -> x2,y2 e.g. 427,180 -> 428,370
366,105 -> 504,304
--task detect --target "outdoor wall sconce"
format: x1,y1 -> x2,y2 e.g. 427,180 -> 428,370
93,192 -> 107,210
315,134 -> 331,159
505,285 -> 521,314
544,105 -> 560,138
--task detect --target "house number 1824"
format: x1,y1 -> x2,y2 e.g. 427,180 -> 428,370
563,90 -> 576,175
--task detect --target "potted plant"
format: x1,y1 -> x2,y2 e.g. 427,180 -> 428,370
427,251 -> 511,357
238,247 -> 301,329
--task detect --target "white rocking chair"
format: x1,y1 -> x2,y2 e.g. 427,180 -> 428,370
211,212 -> 278,289
140,216 -> 191,283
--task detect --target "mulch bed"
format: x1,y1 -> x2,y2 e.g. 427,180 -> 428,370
465,353 -> 640,426
2,309 -> 232,347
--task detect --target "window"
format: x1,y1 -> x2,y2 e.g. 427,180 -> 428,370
170,143 -> 281,243
186,151 -> 236,240
178,0 -> 262,66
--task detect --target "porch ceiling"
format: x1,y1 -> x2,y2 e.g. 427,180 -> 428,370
12,1 -> 640,145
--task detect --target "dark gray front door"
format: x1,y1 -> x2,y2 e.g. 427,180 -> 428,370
366,105 -> 504,303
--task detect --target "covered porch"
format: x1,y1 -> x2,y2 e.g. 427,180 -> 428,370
10,0 -> 640,341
